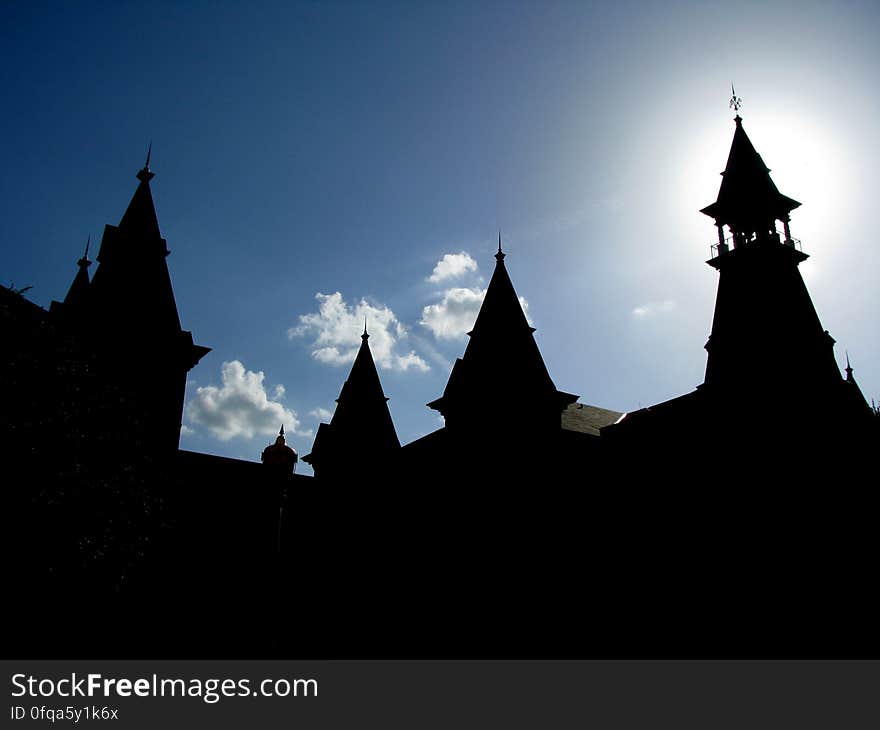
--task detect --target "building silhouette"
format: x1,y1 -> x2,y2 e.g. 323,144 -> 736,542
604,112 -> 874,463
303,321 -> 401,480
4,107 -> 877,658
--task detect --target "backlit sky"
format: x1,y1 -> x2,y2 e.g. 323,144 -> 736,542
3,1 -> 878,472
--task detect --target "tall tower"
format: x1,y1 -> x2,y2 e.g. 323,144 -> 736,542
603,96 -> 874,455
303,322 -> 400,480
700,105 -> 843,409
82,151 -> 210,455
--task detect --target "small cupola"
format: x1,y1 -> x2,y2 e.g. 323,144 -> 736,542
261,425 -> 298,477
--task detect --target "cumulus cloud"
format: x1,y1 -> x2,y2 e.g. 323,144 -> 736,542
421,287 -> 486,339
632,300 -> 676,318
420,286 -> 530,340
185,360 -> 309,441
290,292 -> 429,372
427,252 -> 478,283
309,407 -> 334,421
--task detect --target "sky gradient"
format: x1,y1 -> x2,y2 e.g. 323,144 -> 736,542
4,1 -> 879,472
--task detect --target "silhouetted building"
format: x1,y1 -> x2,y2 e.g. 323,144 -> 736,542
603,111 -> 875,463
303,322 -> 401,480
398,237 -> 610,483
48,151 -> 210,457
5,105 -> 878,659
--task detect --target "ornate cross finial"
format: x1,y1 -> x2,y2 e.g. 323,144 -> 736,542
729,83 -> 743,115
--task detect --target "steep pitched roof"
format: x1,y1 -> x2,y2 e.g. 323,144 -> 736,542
843,353 -> 872,413
89,156 -> 182,336
336,326 -> 391,409
83,155 -> 209,373
428,242 -> 577,420
118,164 -> 162,242
304,327 -> 400,471
61,238 -> 92,312
700,115 -> 801,231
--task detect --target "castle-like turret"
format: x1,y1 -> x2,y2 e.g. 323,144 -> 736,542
303,321 -> 400,480
428,236 -> 577,437
700,108 -> 841,396
60,149 -> 210,455
605,94 -> 875,452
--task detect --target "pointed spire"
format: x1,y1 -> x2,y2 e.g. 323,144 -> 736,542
137,141 -> 155,183
839,350 -> 871,412
63,236 -> 93,307
280,424 -> 285,437
303,319 -> 400,476
115,146 -> 162,242
77,235 -> 92,270
469,245 -> 530,339
339,326 -> 388,404
700,108 -> 801,237
428,248 -> 578,421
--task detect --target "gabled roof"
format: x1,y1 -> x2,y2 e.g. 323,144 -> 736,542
701,116 -> 801,231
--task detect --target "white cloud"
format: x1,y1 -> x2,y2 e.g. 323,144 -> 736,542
427,252 -> 478,283
632,300 -> 676,318
309,407 -> 334,421
290,292 -> 429,372
185,360 -> 310,441
421,287 -> 486,339
420,287 -> 530,340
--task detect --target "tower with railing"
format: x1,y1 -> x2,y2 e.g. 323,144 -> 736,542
699,104 -> 842,399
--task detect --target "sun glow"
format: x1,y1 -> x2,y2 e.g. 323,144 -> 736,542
675,108 -> 852,267
749,113 -> 850,248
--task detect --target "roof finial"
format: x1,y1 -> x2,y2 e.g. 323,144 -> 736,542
495,231 -> 505,262
280,424 -> 285,436
845,350 -> 854,381
137,141 -> 155,183
729,83 -> 743,122
77,235 -> 92,269
362,315 -> 369,340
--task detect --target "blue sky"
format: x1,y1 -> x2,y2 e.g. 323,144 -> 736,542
4,1 -> 879,473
